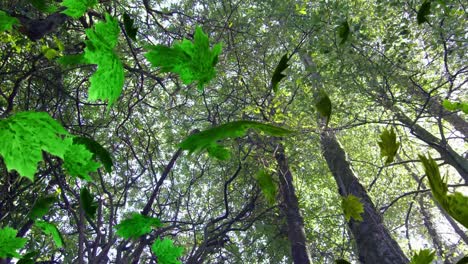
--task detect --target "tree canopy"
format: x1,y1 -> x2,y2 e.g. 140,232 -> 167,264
0,0 -> 467,263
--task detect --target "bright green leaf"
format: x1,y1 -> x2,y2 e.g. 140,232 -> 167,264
0,227 -> 27,259
73,136 -> 113,173
255,169 -> 277,204
145,26 -> 222,91
151,237 -> 184,264
115,213 -> 163,239
442,100 -> 468,114
123,13 -> 138,41
61,0 -> 98,19
63,143 -> 101,181
34,221 -> 63,248
409,249 -> 435,264
179,121 -> 292,160
0,11 -> 19,32
0,111 -> 72,180
82,14 -> 124,109
29,195 -> 57,220
80,187 -> 98,219
417,1 -> 431,24
271,53 -> 289,93
341,194 -> 364,222
57,54 -> 86,66
419,154 -> 468,228
377,127 -> 400,165
17,251 -> 39,264
315,91 -> 332,127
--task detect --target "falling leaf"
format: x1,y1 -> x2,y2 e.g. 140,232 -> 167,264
179,121 -> 292,160
270,53 -> 289,93
442,100 -> 468,114
315,91 -> 332,127
409,249 -> 435,264
63,143 -> 101,181
341,194 -> 364,222
0,227 -> 27,259
123,13 -> 138,40
337,20 -> 350,44
0,11 -> 19,32
151,237 -> 184,264
80,187 -> 98,219
145,26 -> 222,91
61,0 -> 98,19
73,136 -> 113,173
255,169 -> 277,204
417,1 -> 431,24
34,221 -> 63,248
27,0 -> 58,13
377,127 -> 400,165
29,195 -> 58,220
115,213 -> 163,239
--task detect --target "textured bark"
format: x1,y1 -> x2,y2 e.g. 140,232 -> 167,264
274,143 -> 312,264
320,130 -> 409,264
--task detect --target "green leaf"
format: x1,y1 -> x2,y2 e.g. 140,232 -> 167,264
151,237 -> 184,264
341,194 -> 364,222
270,53 -> 289,93
17,251 -> 39,264
34,221 -> 63,248
29,195 -> 58,220
377,127 -> 400,165
337,20 -> 350,45
115,213 -> 163,239
0,227 -> 27,259
179,121 -> 292,160
417,1 -> 431,24
409,249 -> 435,264
145,26 -> 222,91
0,11 -> 19,32
57,54 -> 86,66
442,100 -> 468,114
0,111 -> 72,180
63,143 -> 101,181
61,0 -> 98,19
255,169 -> 277,204
80,187 -> 98,219
27,0 -> 58,13
73,136 -> 113,173
315,91 -> 332,127
456,256 -> 468,264
419,154 -> 468,228
83,14 -> 124,109
335,260 -> 351,264
123,13 -> 138,41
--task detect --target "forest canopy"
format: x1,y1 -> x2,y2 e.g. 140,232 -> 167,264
0,0 -> 467,263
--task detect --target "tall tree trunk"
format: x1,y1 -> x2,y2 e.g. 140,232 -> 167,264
407,84 -> 468,139
274,142 -> 312,264
320,129 -> 409,264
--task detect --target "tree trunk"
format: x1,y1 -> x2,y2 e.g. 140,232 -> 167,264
274,143 -> 312,264
320,129 -> 409,264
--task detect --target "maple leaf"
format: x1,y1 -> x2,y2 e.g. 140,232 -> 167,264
341,194 -> 364,222
179,121 -> 292,160
73,136 -> 113,173
80,187 -> 98,219
442,99 -> 468,114
377,127 -> 400,165
115,213 -> 162,239
315,91 -> 332,127
0,227 -> 27,259
63,143 -> 101,181
337,20 -> 350,45
34,221 -> 63,248
28,195 -> 58,220
151,238 -> 184,264
123,13 -> 138,41
417,1 -> 431,25
0,11 -> 19,32
270,53 -> 289,93
419,154 -> 468,228
255,169 -> 277,204
61,0 -> 98,19
83,14 -> 124,109
0,111 -> 72,180
409,249 -> 435,264
145,26 -> 222,91
28,0 -> 58,13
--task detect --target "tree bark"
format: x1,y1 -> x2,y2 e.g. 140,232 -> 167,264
320,129 -> 409,264
274,143 -> 312,264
